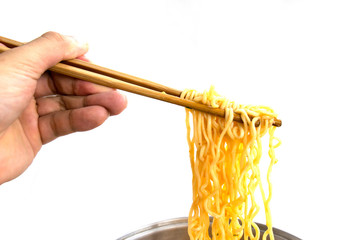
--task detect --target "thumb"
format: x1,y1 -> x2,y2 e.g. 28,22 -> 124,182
3,31 -> 89,79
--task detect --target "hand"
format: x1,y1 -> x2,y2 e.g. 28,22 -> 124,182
0,32 -> 127,185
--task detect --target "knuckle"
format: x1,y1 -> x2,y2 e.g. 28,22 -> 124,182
41,31 -> 66,44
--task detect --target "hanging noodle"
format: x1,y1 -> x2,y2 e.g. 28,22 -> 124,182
181,86 -> 281,240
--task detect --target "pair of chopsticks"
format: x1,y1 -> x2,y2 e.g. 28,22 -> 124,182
0,36 -> 281,127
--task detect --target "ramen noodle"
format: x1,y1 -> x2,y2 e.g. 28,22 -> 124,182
181,86 -> 281,240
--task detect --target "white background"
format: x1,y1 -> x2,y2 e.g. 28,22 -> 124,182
1,0 -> 360,239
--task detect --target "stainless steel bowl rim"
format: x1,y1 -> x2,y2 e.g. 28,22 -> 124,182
117,217 -> 301,240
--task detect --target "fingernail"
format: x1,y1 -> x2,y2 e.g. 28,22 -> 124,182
67,35 -> 89,50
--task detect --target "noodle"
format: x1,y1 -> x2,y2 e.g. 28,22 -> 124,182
181,86 -> 281,240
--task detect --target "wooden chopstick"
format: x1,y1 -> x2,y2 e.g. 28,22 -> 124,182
0,36 -> 282,127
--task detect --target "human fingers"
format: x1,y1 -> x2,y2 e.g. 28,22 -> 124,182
34,72 -> 113,98
37,91 -> 127,116
0,32 -> 88,132
38,106 -> 109,144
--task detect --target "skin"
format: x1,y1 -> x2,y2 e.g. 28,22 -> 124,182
0,32 -> 128,185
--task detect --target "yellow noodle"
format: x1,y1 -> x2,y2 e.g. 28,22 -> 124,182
181,86 -> 281,240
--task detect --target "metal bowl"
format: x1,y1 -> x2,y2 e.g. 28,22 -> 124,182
117,217 -> 301,240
